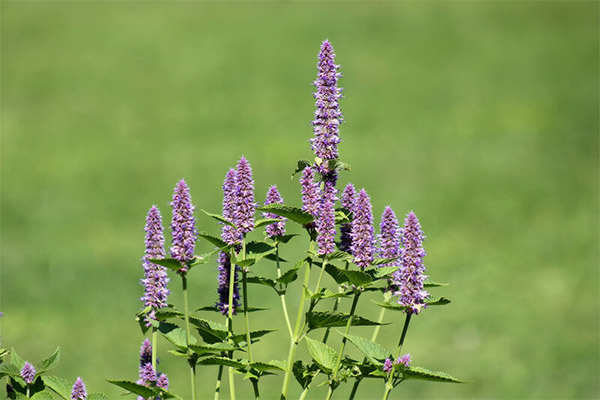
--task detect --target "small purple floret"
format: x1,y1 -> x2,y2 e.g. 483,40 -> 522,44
301,167 -> 320,219
141,206 -> 170,326
222,168 -> 242,245
140,362 -> 157,383
71,377 -> 87,400
316,180 -> 337,255
20,362 -> 35,384
169,180 -> 197,272
393,211 -> 429,314
233,157 -> 256,235
396,353 -> 411,369
339,183 -> 356,253
157,373 -> 169,390
263,185 -> 286,238
383,358 -> 393,374
310,40 -> 343,174
216,251 -> 240,315
351,189 -> 374,268
139,338 -> 152,367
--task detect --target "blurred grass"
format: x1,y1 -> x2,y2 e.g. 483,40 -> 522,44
1,1 -> 598,399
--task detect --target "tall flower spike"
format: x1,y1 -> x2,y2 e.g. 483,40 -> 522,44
140,362 -> 157,384
351,189 -> 374,269
394,211 -> 429,315
310,40 -> 343,174
234,156 -> 256,235
20,362 -> 36,384
263,185 -> 286,238
222,168 -> 242,245
301,166 -> 320,219
316,180 -> 337,255
170,179 -> 197,272
379,206 -> 401,267
216,251 -> 240,315
141,206 -> 170,326
139,338 -> 152,367
71,377 -> 87,400
339,183 -> 356,253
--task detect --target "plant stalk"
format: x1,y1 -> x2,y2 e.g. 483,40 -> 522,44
227,250 -> 237,400
152,327 -> 158,372
382,313 -> 412,400
182,274 -> 197,400
275,244 -> 293,338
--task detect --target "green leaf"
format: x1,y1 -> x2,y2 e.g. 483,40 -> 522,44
202,210 -> 236,227
87,394 -> 110,400
30,392 -> 54,400
245,241 -> 277,259
11,347 -> 25,370
273,234 -> 298,244
371,258 -> 399,266
340,333 -> 391,365
326,251 -> 352,262
0,363 -> 21,379
257,204 -> 313,225
155,307 -> 184,320
373,301 -> 408,312
322,263 -> 350,285
255,218 -> 285,229
426,296 -> 451,306
107,380 -> 158,398
423,279 -> 448,287
277,266 -> 301,285
246,275 -> 277,289
250,360 -> 287,372
148,258 -> 184,272
232,330 -> 275,345
188,317 -> 228,344
196,305 -> 268,313
291,159 -> 312,178
158,322 -> 196,349
306,311 -> 385,331
341,269 -> 373,287
328,159 -> 351,172
197,356 -> 248,369
36,347 -> 60,374
334,209 -> 352,224
43,376 -> 73,400
198,232 -> 229,249
189,250 -> 220,266
305,337 -> 337,374
365,265 -> 397,279
403,366 -> 464,383
264,253 -> 288,263
190,343 -> 239,356
292,361 -> 315,389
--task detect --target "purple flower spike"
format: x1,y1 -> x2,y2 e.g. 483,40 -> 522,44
157,373 -> 169,390
301,167 -> 320,219
170,180 -> 197,272
379,206 -> 401,267
316,180 -> 337,255
222,169 -> 242,245
20,362 -> 35,384
139,338 -> 152,367
339,183 -> 356,253
141,206 -> 170,325
351,189 -> 374,269
71,377 -> 87,400
140,363 -> 157,384
234,157 -> 256,235
310,40 -> 343,173
216,251 -> 240,315
383,358 -> 393,374
394,211 -> 429,315
263,185 -> 286,238
396,353 -> 411,369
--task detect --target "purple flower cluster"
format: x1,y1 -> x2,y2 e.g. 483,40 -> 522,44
397,353 -> 411,368
393,211 -> 429,314
300,167 -> 320,219
222,169 -> 242,245
216,251 -> 240,315
141,206 -> 170,326
263,185 -> 286,238
170,180 -> 197,272
383,358 -> 393,374
137,339 -> 168,397
316,180 -> 337,255
71,377 -> 87,400
233,157 -> 256,235
379,206 -> 401,271
351,189 -> 374,268
339,183 -> 356,253
310,40 -> 343,174
383,354 -> 411,373
20,361 -> 36,384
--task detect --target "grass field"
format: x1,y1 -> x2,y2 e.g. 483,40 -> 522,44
1,1 -> 598,399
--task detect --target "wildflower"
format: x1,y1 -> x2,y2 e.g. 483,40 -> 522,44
300,167 -> 320,219
233,156 -> 255,235
351,189 -> 374,268
157,373 -> 169,390
316,180 -> 337,255
141,206 -> 169,326
20,361 -> 35,384
139,338 -> 152,367
222,168 -> 242,245
216,251 -> 240,315
169,180 -> 197,272
263,185 -> 286,238
71,377 -> 87,400
383,358 -> 393,374
140,363 -> 157,384
311,40 -> 343,174
339,183 -> 356,253
394,211 -> 429,314
396,353 -> 411,369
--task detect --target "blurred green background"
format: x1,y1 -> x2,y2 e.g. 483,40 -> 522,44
2,1 -> 598,399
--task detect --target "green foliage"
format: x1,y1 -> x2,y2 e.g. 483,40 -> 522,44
403,366 -> 464,383
257,204 -> 313,226
201,210 -> 236,227
107,380 -> 181,399
304,337 -> 338,374
35,348 -> 60,374
306,311 -> 384,331
42,376 -> 71,400
340,333 -> 391,365
30,392 -> 54,400
158,321 -> 197,350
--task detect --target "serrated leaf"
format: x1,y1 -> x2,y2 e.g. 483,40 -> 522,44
305,337 -> 337,374
264,253 -> 288,263
334,210 -> 351,224
155,307 -> 184,320
306,311 -> 385,331
326,251 -> 352,262
321,263 -> 350,285
198,232 -> 229,249
371,258 -> 400,266
341,269 -> 373,287
423,279 -> 449,287
257,204 -> 313,225
366,266 -> 398,279
274,234 -> 298,244
373,301 -> 408,312
196,306 -> 268,313
148,258 -> 184,272
202,210 -> 236,227
0,363 -> 21,378
107,380 -> 158,398
10,347 -> 25,370
250,360 -> 287,372
158,322 -> 196,349
43,375 -> 72,400
328,159 -> 351,172
197,357 -> 248,369
321,289 -> 348,299
291,159 -> 312,178
340,333 -> 391,365
426,296 -> 451,306
232,330 -> 275,345
403,366 -> 464,383
36,347 -> 60,374
190,343 -> 239,356
246,241 -> 277,259
246,275 -> 277,289
255,218 -> 285,229
189,250 -> 220,266
30,392 -> 54,400
188,317 -> 228,344
87,394 -> 109,400
277,266 -> 301,285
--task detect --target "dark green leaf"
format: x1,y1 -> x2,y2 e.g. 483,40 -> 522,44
10,347 -> 25,370
326,251 -> 352,262
322,263 -> 350,285
155,307 -> 184,320
341,269 -> 373,287
292,361 -> 315,389
107,380 -> 158,398
201,210 -> 236,227
373,301 -> 408,312
232,330 -> 275,345
30,392 -> 54,400
158,322 -> 196,349
328,159 -> 351,172
340,333 -> 391,365
196,306 -> 268,313
246,276 -> 277,289
273,234 -> 298,244
36,347 -> 60,374
371,258 -> 399,266
403,366 -> 464,383
255,218 -> 285,229
423,280 -> 449,287
305,337 -> 337,374
277,266 -> 301,285
291,159 -> 312,178
148,258 -> 184,272
245,241 -> 276,259
198,232 -> 229,249
188,317 -> 228,344
257,204 -> 313,225
250,360 -> 287,372
306,311 -> 385,331
189,343 -> 239,356
426,296 -> 451,306
264,253 -> 288,263
197,357 -> 248,369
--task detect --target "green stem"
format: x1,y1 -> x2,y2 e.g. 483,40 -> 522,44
322,261 -> 349,344
382,313 -> 412,400
280,241 -> 314,400
227,250 -> 237,400
313,255 -> 327,294
181,274 -> 197,400
276,245 -> 293,338
26,386 -> 30,399
332,291 -> 361,379
152,327 -> 158,372
214,364 -> 223,400
242,271 -> 253,362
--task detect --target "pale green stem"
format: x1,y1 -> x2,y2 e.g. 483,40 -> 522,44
382,313 -> 412,400
182,274 -> 197,400
227,250 -> 237,400
214,316 -> 228,400
152,327 -> 158,372
276,245 -> 293,338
